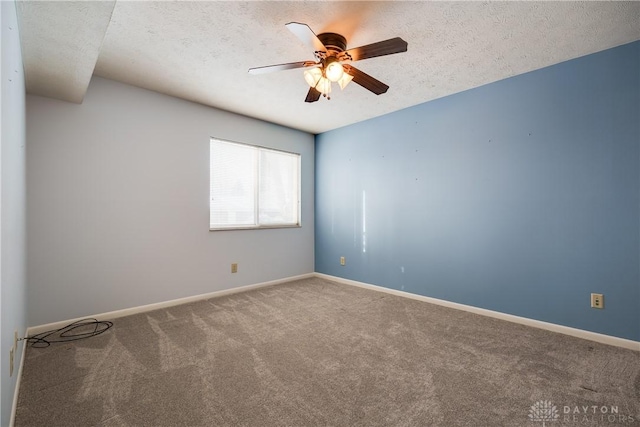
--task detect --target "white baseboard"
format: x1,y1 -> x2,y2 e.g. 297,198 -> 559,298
27,273 -> 314,336
315,273 -> 640,352
23,271 -> 640,350
9,334 -> 27,427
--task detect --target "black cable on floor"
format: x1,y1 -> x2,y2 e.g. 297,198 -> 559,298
23,318 -> 113,348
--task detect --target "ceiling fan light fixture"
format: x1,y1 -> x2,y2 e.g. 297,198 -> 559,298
249,23 -> 407,102
325,58 -> 344,82
316,76 -> 332,95
304,67 -> 322,87
338,73 -> 353,90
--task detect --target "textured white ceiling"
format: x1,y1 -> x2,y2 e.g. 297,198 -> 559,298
17,0 -> 115,103
17,1 -> 640,134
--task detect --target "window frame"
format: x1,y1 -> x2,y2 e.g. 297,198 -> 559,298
209,137 -> 302,231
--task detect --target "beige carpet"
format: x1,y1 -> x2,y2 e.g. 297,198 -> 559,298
15,277 -> 640,426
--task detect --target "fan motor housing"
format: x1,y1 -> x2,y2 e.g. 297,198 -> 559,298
317,32 -> 347,53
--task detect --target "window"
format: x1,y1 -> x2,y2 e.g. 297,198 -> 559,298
209,138 -> 301,230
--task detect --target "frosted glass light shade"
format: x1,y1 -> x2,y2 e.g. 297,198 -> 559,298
304,68 -> 322,87
338,73 -> 353,90
325,61 -> 344,82
316,77 -> 332,95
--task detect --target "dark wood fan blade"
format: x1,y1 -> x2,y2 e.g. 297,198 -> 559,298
341,37 -> 407,62
286,22 -> 327,54
343,65 -> 389,95
305,87 -> 322,103
248,61 -> 316,75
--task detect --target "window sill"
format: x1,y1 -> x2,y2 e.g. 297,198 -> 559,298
209,224 -> 301,232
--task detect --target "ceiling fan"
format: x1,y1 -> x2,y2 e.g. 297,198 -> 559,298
248,22 -> 408,102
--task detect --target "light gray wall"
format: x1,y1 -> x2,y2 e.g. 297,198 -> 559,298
27,77 -> 314,327
1,1 -> 28,425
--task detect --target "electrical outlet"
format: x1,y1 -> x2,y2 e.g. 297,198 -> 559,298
591,293 -> 604,309
231,263 -> 238,273
9,348 -> 14,377
340,256 -> 345,266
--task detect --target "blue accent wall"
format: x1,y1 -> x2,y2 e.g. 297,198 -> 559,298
315,41 -> 640,341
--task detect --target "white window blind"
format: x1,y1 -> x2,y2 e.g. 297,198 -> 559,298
210,138 -> 300,230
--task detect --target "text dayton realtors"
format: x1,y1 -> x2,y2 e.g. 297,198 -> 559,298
562,405 -> 634,424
